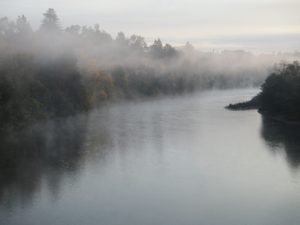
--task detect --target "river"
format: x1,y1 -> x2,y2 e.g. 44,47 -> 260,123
1,89 -> 300,225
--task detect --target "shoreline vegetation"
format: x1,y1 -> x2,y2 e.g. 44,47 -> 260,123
226,61 -> 300,124
0,8 -> 299,131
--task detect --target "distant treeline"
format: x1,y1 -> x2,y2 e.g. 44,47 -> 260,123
0,8 -> 299,129
227,61 -> 300,122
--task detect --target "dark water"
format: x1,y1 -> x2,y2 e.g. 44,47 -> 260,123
1,89 -> 300,225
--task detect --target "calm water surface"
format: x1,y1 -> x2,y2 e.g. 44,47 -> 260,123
1,89 -> 300,225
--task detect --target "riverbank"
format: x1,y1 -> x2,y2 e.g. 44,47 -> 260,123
226,61 -> 300,124
225,94 -> 260,110
227,99 -> 300,125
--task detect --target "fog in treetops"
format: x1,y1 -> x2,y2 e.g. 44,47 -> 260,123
1,8 -> 300,89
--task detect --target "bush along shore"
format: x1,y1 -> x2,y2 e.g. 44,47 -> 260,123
226,61 -> 300,124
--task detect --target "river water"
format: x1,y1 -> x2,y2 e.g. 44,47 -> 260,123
1,89 -> 300,225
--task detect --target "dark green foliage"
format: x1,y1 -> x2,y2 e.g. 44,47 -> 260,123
259,61 -> 300,117
35,57 -> 88,117
227,61 -> 300,121
0,54 -> 88,130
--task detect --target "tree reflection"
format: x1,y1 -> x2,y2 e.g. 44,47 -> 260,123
261,116 -> 300,169
0,115 -> 89,208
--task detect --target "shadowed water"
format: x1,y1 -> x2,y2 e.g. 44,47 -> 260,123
1,89 -> 300,225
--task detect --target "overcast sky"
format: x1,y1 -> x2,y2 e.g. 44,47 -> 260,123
1,0 -> 299,52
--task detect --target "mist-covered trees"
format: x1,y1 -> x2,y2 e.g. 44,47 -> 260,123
0,54 -> 89,131
0,8 -> 298,129
149,39 -> 177,58
40,8 -> 60,33
16,16 -> 32,34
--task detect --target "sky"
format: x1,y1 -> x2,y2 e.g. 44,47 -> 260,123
1,0 -> 300,52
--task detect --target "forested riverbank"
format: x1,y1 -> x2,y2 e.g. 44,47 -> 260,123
1,8 -> 299,130
227,61 -> 300,123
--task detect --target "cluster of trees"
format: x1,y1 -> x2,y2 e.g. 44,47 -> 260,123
227,61 -> 300,121
0,54 -> 88,129
259,61 -> 300,118
0,8 -> 297,129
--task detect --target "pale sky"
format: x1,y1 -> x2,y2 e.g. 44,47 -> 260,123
1,0 -> 300,52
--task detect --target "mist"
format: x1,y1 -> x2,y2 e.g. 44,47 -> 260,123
1,9 -> 299,85
2,5 -> 300,225
0,8 -> 299,132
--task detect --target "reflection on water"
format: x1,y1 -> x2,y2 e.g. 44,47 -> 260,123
261,116 -> 300,169
0,115 -> 89,207
1,89 -> 300,225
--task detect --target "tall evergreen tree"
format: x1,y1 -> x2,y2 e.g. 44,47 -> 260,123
40,8 -> 60,33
